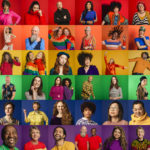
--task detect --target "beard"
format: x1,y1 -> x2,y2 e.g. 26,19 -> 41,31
80,132 -> 86,137
30,34 -> 37,42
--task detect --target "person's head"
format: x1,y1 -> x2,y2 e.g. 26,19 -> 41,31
88,76 -> 93,82
136,126 -> 145,140
112,126 -> 125,140
31,26 -> 40,42
139,76 -> 147,87
36,52 -> 46,67
85,26 -> 91,36
137,1 -> 146,12
132,101 -> 145,118
57,52 -> 70,66
28,1 -> 40,13
91,128 -> 96,136
53,126 -> 66,142
85,1 -> 93,11
26,51 -> 34,63
80,126 -> 87,137
62,27 -> 72,37
1,52 -> 13,64
110,76 -> 120,90
4,102 -> 14,116
54,77 -> 62,86
62,78 -> 72,88
1,125 -> 18,149
29,126 -> 40,142
108,101 -> 123,121
57,1 -> 63,10
81,102 -> 96,119
78,52 -> 93,67
139,26 -> 145,37
141,52 -> 149,60
5,76 -> 11,84
111,1 -> 121,13
109,58 -> 115,64
53,27 -> 63,38
32,101 -> 41,111
5,27 -> 12,34
2,0 -> 10,11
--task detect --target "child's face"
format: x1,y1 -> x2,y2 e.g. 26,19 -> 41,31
5,54 -> 9,60
37,52 -> 43,59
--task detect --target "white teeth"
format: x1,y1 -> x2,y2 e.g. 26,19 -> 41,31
8,138 -> 14,144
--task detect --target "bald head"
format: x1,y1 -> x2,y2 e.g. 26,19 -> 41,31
57,1 -> 63,10
31,26 -> 40,36
5,76 -> 10,85
80,126 -> 87,134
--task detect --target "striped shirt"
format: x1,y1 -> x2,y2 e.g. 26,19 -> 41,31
76,117 -> 98,125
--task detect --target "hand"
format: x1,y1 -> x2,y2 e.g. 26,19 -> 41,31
71,87 -> 74,90
124,66 -> 128,69
58,95 -> 60,98
93,96 -> 95,99
87,21 -> 93,24
53,27 -> 60,32
81,21 -> 85,24
64,15 -> 67,19
123,35 -> 126,41
38,10 -> 42,16
36,37 -> 41,42
104,51 -> 107,56
23,109 -> 27,114
14,57 -> 19,62
31,86 -> 35,92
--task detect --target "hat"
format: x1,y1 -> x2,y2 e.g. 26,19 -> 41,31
139,26 -> 146,32
85,26 -> 91,31
57,52 -> 70,58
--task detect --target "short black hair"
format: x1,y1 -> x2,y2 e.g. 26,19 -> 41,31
81,102 -> 96,114
132,101 -> 145,112
111,1 -> 122,11
4,102 -> 15,111
53,126 -> 66,139
78,52 -> 93,66
32,101 -> 41,110
141,52 -> 149,59
62,78 -> 72,87
2,0 -> 10,8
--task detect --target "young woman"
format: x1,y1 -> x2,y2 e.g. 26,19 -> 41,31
0,102 -> 19,125
109,76 -> 123,100
23,51 -> 39,75
102,1 -> 128,25
77,52 -> 99,75
2,26 -> 16,50
24,1 -> 46,25
132,2 -> 150,25
23,101 -> 48,125
137,76 -> 148,100
50,101 -> 73,125
80,1 -> 97,25
103,126 -> 127,150
49,77 -> 64,100
25,76 -> 46,100
0,52 -> 20,75
81,26 -> 96,50
50,52 -> 72,75
103,101 -> 128,125
62,78 -> 73,100
24,126 -> 47,150
0,0 -> 21,25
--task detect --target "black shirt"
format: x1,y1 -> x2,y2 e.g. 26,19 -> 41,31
54,8 -> 71,25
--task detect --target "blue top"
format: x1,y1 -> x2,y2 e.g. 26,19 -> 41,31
114,16 -> 119,25
135,36 -> 149,50
81,10 -> 96,24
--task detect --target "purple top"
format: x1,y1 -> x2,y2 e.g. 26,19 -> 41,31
106,140 -> 123,150
63,86 -> 73,100
0,10 -> 21,25
50,116 -> 62,125
49,86 -> 64,100
78,65 -> 99,75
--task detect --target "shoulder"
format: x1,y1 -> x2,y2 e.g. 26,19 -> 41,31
24,141 -> 32,147
76,118 -> 83,125
38,141 -> 46,147
120,120 -> 129,125
103,121 -> 110,125
91,65 -> 97,69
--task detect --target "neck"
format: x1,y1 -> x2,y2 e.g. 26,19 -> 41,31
56,139 -> 64,146
114,12 -> 119,16
85,117 -> 91,121
31,140 -> 38,145
57,112 -> 63,117
139,10 -> 145,14
6,82 -> 10,85
5,115 -> 12,119
111,117 -> 119,123
84,65 -> 90,69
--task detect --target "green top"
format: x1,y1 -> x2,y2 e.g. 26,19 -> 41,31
0,144 -> 19,150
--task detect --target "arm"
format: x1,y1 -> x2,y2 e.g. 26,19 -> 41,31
25,38 -> 38,50
42,112 -> 49,125
114,64 -> 125,69
12,11 -> 21,25
10,91 -> 16,100
92,36 -> 96,50
65,9 -> 71,22
13,59 -> 20,66
40,38 -> 45,50
80,12 -> 85,24
90,85 -> 95,99
136,41 -> 147,49
143,36 -> 150,47
128,57 -> 138,62
94,12 -> 97,23
75,141 -> 79,150
87,141 -> 89,150
23,110 -> 30,123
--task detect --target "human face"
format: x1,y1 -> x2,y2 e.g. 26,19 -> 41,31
3,5 -> 9,11
3,126 -> 18,148
109,103 -> 119,118
33,104 -> 39,111
85,30 -> 91,36
112,32 -> 118,40
109,58 -> 114,64
139,30 -> 145,37
5,104 -> 13,116
63,29 -> 70,36
141,79 -> 147,87
65,80 -> 70,87
113,128 -> 121,140
138,3 -> 145,12
85,57 -> 91,66
33,77 -> 41,89
31,26 -> 39,36
133,104 -> 145,118
88,76 -> 93,82
54,127 -> 65,141
57,28 -> 63,37
5,76 -> 10,84
57,2 -> 63,10
55,78 -> 61,86
114,7 -> 119,14
29,52 -> 35,61
112,77 -> 117,85
142,53 -> 148,60
83,107 -> 92,119
36,52 -> 43,59
57,102 -> 64,113
32,4 -> 40,12
31,129 -> 40,141
91,129 -> 96,136
5,54 -> 10,61
86,2 -> 91,10
58,55 -> 67,66
80,126 -> 87,137
137,128 -> 145,140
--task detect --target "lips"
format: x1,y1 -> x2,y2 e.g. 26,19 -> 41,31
8,138 -> 15,144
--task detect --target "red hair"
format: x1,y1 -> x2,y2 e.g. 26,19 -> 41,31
137,1 -> 146,11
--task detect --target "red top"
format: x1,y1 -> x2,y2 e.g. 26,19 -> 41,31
34,59 -> 45,72
24,141 -> 46,150
24,10 -> 46,25
0,59 -> 20,75
89,136 -> 102,150
75,134 -> 89,150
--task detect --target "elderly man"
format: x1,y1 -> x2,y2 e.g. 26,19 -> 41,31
54,1 -> 71,25
25,26 -> 45,50
0,125 -> 19,150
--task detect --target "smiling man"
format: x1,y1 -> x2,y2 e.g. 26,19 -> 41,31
0,125 -> 18,150
51,126 -> 75,150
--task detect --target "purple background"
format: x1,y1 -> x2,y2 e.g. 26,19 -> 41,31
0,125 -> 22,150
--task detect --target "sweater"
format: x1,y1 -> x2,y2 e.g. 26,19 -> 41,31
34,59 -> 46,75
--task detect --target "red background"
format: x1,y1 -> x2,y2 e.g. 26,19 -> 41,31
128,0 -> 150,24
21,0 -> 48,24
48,0 -> 75,25
75,0 -> 101,25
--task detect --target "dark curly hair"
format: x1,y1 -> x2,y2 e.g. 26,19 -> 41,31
78,52 -> 93,66
108,26 -> 123,38
62,78 -> 72,88
111,1 -> 122,11
81,101 -> 96,115
28,1 -> 40,13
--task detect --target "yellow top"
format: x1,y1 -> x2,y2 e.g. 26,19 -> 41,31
51,141 -> 75,150
25,111 -> 49,125
129,113 -> 150,125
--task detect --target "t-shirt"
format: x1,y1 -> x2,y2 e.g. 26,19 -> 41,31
89,136 -> 102,150
51,141 -> 75,150
0,144 -> 18,150
75,134 -> 89,150
24,141 -> 47,150
135,36 -> 149,50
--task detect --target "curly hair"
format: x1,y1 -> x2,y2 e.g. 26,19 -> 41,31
1,52 -> 13,66
81,101 -> 96,115
78,52 -> 93,66
28,1 -> 40,13
103,126 -> 127,150
108,26 -> 123,38
110,1 -> 122,11
32,101 -> 41,110
110,76 -> 120,90
52,101 -> 73,125
62,78 -> 72,87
